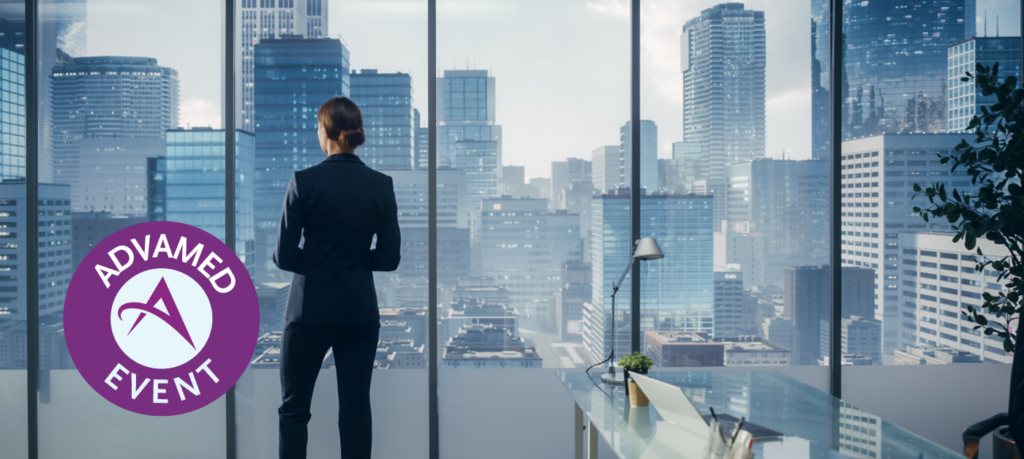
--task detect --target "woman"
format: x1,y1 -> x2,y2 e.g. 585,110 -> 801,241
273,96 -> 401,459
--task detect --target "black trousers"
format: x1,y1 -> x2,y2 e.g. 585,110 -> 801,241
279,319 -> 380,459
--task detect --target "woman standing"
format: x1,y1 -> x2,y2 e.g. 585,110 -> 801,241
273,96 -> 401,459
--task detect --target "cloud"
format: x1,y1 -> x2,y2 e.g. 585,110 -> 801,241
179,97 -> 221,130
585,0 -> 628,18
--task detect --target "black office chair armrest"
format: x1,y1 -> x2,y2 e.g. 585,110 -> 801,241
963,413 -> 1008,459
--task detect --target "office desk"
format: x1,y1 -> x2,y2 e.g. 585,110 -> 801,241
558,370 -> 961,459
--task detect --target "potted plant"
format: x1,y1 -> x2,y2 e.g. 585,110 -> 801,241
912,61 -> 1023,459
619,352 -> 653,407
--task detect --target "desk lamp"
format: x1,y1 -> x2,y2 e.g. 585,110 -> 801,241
600,237 -> 664,384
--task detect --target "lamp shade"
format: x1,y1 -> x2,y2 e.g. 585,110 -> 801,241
633,237 -> 664,260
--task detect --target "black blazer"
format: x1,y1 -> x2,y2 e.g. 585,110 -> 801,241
273,153 -> 401,325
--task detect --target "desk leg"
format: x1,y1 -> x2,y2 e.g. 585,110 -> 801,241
588,418 -> 598,459
575,402 -> 584,459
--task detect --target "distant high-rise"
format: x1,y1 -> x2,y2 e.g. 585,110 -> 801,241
585,189 -> 714,363
810,5 -> 830,160
351,70 -> 415,170
414,109 -> 429,170
236,0 -> 328,132
672,141 -> 700,193
75,138 -> 165,217
52,57 -> 179,196
41,0 -> 87,184
682,3 -> 766,181
784,266 -> 875,365
620,120 -> 657,193
153,128 -> 256,277
0,48 -> 25,181
436,70 -> 501,220
947,37 -> 1022,133
841,134 -> 980,356
253,36 -> 349,283
480,197 -> 581,328
725,159 -> 829,287
591,146 -> 619,193
840,0 -> 974,139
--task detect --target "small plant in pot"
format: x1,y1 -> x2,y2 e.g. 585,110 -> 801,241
619,352 -> 653,407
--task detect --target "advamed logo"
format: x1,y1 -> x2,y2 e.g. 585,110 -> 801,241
64,221 -> 259,416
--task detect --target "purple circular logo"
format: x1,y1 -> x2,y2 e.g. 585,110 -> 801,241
64,221 -> 259,416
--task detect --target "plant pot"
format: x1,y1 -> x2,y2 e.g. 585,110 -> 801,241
628,380 -> 649,407
995,427 -> 1020,459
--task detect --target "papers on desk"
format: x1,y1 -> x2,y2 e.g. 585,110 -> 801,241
702,414 -> 753,459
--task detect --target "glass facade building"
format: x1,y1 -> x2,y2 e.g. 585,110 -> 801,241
619,120 -> 657,194
947,37 -> 1022,132
681,3 -> 766,182
252,36 -> 349,283
350,69 -> 415,170
159,128 -> 256,277
0,48 -> 24,181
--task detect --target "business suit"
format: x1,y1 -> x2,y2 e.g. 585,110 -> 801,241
273,152 -> 401,459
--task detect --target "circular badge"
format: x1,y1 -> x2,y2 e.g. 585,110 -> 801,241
64,221 -> 259,416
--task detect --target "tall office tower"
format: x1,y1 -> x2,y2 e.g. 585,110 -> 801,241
350,70 -> 415,170
713,271 -> 757,338
591,145 -> 619,193
236,0 -> 328,132
585,189 -> 714,364
0,181 -> 71,322
378,169 -> 469,287
693,178 -> 726,231
840,316 -> 882,364
658,159 -> 677,193
841,0 -> 974,139
561,181 -> 598,257
74,138 -> 164,217
947,37 -> 1022,133
841,134 -> 979,356
71,212 -> 146,270
436,69 -> 502,219
567,158 -> 592,186
672,141 -> 701,193
500,165 -> 524,195
480,197 -> 581,328
681,3 -> 766,181
619,120 -> 657,193
253,36 -> 349,283
898,232 -> 1012,363
414,109 -> 429,170
724,159 -> 829,287
809,3 -> 830,161
51,57 -> 179,202
551,160 -> 569,210
151,128 -> 256,277
40,1 -> 87,184
0,48 -> 24,181
784,265 -> 878,365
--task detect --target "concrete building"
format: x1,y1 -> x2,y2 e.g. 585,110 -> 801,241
841,134 -> 981,355
894,345 -> 983,365
720,336 -> 791,366
643,331 -> 724,368
555,282 -> 589,342
591,146 -> 619,193
441,324 -> 540,369
713,271 -> 757,338
898,232 -> 1012,363
71,212 -> 146,271
784,266 -> 875,365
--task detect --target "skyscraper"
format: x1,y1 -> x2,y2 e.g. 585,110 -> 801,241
841,133 -> 980,356
841,0 -> 974,138
620,120 -> 657,193
154,128 -> 256,277
436,69 -> 502,220
725,159 -> 829,287
75,138 -> 165,217
671,141 -> 700,193
40,0 -> 87,184
350,69 -> 415,170
784,266 -> 874,365
51,57 -> 179,199
591,146 -> 619,193
682,3 -> 766,181
0,48 -> 25,181
947,37 -> 1022,133
237,0 -> 328,132
585,189 -> 714,363
253,36 -> 349,283
414,109 -> 429,170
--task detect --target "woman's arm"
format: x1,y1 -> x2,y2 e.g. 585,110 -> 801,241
371,176 -> 401,271
274,172 -> 304,273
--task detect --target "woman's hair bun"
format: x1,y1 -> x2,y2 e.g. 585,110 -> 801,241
317,97 -> 365,149
344,127 -> 366,148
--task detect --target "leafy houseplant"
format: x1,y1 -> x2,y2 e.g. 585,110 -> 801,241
619,352 -> 654,407
912,61 -> 1024,459
912,62 -> 1023,354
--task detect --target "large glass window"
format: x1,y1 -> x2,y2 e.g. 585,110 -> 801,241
839,0 -> 1021,368
233,1 -> 429,457
436,1 -> 628,456
638,1 -> 831,372
37,0 -> 227,456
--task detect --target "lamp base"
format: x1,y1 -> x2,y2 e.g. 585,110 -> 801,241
601,371 -> 626,385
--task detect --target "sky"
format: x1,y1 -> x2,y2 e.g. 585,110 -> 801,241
83,0 -> 1021,179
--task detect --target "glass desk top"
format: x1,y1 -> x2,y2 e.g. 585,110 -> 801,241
557,370 -> 961,459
